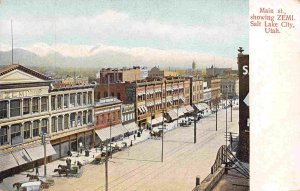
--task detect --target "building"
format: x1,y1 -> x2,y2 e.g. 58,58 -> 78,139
121,103 -> 139,135
61,76 -> 89,86
236,48 -> 249,163
98,66 -> 141,84
148,66 -> 178,79
0,64 -> 94,180
140,66 -> 148,79
93,97 -> 129,145
220,77 -> 239,99
206,66 -> 232,77
210,78 -> 221,105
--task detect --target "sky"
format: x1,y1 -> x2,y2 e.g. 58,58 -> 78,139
0,0 -> 249,69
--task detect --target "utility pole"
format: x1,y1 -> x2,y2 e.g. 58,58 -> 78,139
215,104 -> 218,131
41,133 -> 47,177
105,143 -> 108,191
161,110 -> 164,162
194,111 -> 197,144
230,99 -> 233,122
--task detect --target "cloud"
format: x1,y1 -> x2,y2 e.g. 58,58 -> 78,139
1,42 -> 237,69
0,10 -> 247,45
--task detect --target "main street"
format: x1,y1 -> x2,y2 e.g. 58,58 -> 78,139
49,107 -> 239,191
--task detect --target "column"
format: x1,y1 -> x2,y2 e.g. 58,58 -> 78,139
20,122 -> 24,139
80,92 -> 83,106
38,97 -> 41,114
80,111 -> 83,127
62,115 -> 64,131
91,90 -> 94,105
56,116 -> 58,132
38,119 -> 42,135
8,125 -> 11,145
86,91 -> 88,105
30,122 -> 33,138
68,93 -> 70,108
75,93 -> 77,107
75,112 -> 78,127
48,95 -> 52,111
21,99 -> 24,116
49,117 -> 52,134
7,100 -> 10,118
29,98 -> 32,114
55,95 -> 58,111
62,94 -> 64,110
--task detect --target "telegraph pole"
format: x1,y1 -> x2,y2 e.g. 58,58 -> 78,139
161,110 -> 164,162
230,99 -> 233,122
105,143 -> 108,191
41,133 -> 47,177
215,105 -> 218,131
194,111 -> 197,144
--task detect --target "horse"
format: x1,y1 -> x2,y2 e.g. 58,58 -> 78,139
77,161 -> 83,169
26,174 -> 39,181
58,164 -> 69,170
54,168 -> 69,176
13,182 -> 22,190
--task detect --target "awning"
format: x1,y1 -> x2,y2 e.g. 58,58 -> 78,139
137,92 -> 145,96
151,119 -> 160,125
123,122 -> 139,132
96,124 -> 128,141
181,107 -> 188,114
195,103 -> 210,111
174,108 -> 185,117
185,105 -> 194,113
156,116 -> 165,123
0,152 -> 19,172
143,106 -> 148,112
12,149 -> 32,166
25,143 -> 56,161
167,110 -> 178,120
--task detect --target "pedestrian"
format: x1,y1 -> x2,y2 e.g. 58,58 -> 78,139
35,166 -> 39,176
134,134 -> 136,140
130,140 -> 133,147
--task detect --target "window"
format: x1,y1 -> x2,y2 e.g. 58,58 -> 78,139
83,93 -> 87,105
77,93 -> 81,106
70,93 -> 76,107
83,111 -> 87,125
70,113 -> 76,128
10,100 -> 21,117
51,117 -> 57,132
0,101 -> 8,119
0,126 -> 8,145
33,120 -> 39,137
58,116 -> 63,131
32,98 -> 39,113
101,114 -> 104,123
77,112 -> 82,126
51,96 -> 56,110
23,122 -> 31,139
57,95 -> 62,109
11,124 -> 21,141
41,119 -> 48,134
88,92 -> 92,104
23,99 -> 30,115
88,110 -> 92,123
64,114 -> 69,129
41,97 -> 48,112
64,94 -> 69,108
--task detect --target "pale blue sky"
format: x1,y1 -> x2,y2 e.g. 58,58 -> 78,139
0,0 -> 248,67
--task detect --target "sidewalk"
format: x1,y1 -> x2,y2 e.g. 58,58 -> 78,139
0,108 -> 224,191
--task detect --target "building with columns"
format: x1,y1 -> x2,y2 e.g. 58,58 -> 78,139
0,64 -> 94,179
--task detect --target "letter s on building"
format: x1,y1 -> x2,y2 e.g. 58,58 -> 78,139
242,65 -> 248,75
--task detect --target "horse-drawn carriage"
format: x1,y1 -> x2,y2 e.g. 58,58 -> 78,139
53,159 -> 83,178
12,175 -> 55,191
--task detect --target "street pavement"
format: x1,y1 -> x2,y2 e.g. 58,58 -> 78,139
0,106 -> 239,191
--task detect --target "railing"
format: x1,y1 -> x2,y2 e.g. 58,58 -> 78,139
210,145 -> 226,174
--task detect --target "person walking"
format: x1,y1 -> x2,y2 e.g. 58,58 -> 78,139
35,166 -> 39,176
134,134 -> 136,140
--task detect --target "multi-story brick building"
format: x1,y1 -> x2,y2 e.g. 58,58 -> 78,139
0,64 -> 94,179
148,67 -> 178,79
94,97 -> 129,145
99,66 -> 141,84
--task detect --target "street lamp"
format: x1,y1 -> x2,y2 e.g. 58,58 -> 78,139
194,110 -> 197,144
160,109 -> 166,162
40,132 -> 47,178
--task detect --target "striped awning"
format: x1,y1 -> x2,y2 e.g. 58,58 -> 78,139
96,124 -> 128,141
12,149 -> 32,166
123,122 -> 139,132
167,109 -> 178,120
25,143 -> 56,161
0,152 -> 19,172
185,105 -> 194,113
